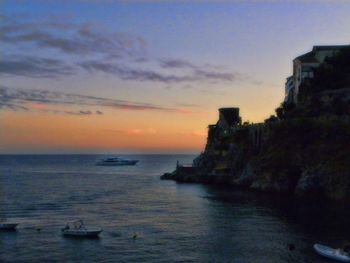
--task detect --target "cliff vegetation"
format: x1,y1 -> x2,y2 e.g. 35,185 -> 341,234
162,47 -> 350,200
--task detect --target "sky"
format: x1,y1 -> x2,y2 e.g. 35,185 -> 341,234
1,0 -> 350,154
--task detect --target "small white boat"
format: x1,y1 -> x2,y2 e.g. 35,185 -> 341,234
96,157 -> 139,166
314,243 -> 350,262
0,223 -> 18,231
61,220 -> 102,238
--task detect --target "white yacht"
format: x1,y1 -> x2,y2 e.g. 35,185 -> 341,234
96,157 -> 139,166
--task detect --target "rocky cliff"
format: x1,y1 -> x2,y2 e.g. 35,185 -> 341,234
162,47 -> 350,201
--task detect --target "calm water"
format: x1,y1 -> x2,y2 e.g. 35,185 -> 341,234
0,155 -> 349,263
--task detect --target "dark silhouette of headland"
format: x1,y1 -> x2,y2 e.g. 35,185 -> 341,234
162,44 -> 350,201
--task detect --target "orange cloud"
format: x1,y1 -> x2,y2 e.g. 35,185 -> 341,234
25,102 -> 48,110
126,128 -> 157,135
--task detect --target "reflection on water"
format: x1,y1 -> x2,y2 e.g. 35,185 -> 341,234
0,155 -> 349,262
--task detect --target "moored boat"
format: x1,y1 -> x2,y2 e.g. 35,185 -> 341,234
314,243 -> 350,262
61,220 -> 102,238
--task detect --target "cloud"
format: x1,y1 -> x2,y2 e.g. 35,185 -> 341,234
62,110 -> 103,116
158,58 -> 238,82
1,15 -> 146,59
78,60 -> 238,83
175,102 -> 199,107
159,58 -> 197,69
80,110 -> 92,115
193,68 -> 236,82
127,128 -> 157,135
1,13 -> 247,85
0,55 -> 74,78
0,86 -> 188,114
104,128 -> 157,136
78,61 -> 195,83
159,58 -> 225,71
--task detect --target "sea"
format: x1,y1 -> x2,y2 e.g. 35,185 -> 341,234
0,154 -> 349,263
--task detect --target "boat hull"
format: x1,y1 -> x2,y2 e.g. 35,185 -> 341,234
314,244 -> 350,262
62,229 -> 102,238
96,160 -> 139,166
0,223 -> 18,231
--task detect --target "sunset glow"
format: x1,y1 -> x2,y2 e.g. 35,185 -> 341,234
2,1 -> 350,153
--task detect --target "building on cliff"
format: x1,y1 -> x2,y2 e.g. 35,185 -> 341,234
284,76 -> 294,104
205,108 -> 241,151
201,108 -> 241,173
285,45 -> 349,104
217,107 -> 241,130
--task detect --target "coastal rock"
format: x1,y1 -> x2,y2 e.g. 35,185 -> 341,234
295,164 -> 350,200
160,172 -> 176,180
233,162 -> 255,187
161,46 -> 350,200
295,167 -> 325,197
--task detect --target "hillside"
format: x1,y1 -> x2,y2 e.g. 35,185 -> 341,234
162,47 -> 350,200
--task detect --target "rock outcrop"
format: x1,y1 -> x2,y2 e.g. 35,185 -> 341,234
162,47 -> 350,201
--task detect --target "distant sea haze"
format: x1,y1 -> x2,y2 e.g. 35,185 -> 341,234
0,154 -> 349,262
